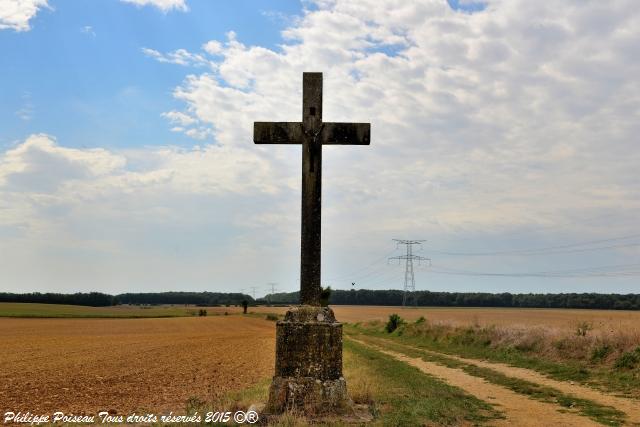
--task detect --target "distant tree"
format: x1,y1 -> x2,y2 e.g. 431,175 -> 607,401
320,286 -> 332,307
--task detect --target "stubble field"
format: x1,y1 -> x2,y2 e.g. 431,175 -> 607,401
4,303 -> 640,334
242,305 -> 640,334
0,316 -> 275,415
2,304 -> 639,425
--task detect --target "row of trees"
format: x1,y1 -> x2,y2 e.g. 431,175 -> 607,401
116,292 -> 253,306
260,289 -> 640,310
2,290 -> 639,310
0,292 -> 115,307
0,291 -> 254,307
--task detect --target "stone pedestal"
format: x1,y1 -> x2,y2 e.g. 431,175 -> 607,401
265,306 -> 352,415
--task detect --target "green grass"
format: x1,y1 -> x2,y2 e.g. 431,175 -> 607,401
345,322 -> 640,400
0,302 -> 202,318
341,339 -> 500,426
172,338 -> 500,426
349,329 -> 628,426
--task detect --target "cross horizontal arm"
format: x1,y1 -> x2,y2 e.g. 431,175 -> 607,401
321,122 -> 370,145
254,122 -> 303,144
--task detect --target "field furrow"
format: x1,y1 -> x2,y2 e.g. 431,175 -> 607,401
0,316 -> 275,414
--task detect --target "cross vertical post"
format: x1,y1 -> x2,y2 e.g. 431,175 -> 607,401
301,72 -> 323,306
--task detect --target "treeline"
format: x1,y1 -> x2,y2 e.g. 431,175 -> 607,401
116,292 -> 253,306
0,291 -> 253,307
3,290 -> 639,310
0,292 -> 115,307
260,290 -> 640,310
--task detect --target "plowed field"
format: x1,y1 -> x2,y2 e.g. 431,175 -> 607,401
0,316 -> 275,414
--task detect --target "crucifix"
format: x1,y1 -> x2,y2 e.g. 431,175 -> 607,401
254,72 -> 370,306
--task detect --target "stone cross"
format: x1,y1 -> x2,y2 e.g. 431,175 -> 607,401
254,72 -> 370,306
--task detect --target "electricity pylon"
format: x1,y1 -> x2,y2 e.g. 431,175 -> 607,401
389,239 -> 430,307
266,282 -> 277,304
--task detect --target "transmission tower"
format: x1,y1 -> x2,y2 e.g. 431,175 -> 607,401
250,286 -> 258,300
389,239 -> 431,307
266,282 -> 278,304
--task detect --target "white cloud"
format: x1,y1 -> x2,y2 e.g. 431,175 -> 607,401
153,0 -> 639,292
142,47 -> 208,67
163,0 -> 640,231
0,134 -> 126,191
3,0 -> 639,293
0,133 -> 294,292
162,111 -> 197,126
202,40 -> 223,55
120,0 -> 187,13
0,0 -> 48,31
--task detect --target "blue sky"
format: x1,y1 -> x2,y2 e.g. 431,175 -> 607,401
1,0 -> 638,296
0,0 -> 304,151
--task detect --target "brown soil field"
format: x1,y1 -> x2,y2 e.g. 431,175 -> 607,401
2,306 -> 638,425
0,316 -> 274,415
235,305 -> 640,333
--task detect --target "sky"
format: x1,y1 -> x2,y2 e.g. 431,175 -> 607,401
0,0 -> 638,296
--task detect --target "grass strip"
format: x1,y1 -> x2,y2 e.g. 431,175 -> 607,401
176,339 -> 501,426
351,331 -> 627,426
346,323 -> 640,400
342,339 -> 501,426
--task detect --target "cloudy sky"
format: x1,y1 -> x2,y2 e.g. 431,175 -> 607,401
1,0 -> 638,296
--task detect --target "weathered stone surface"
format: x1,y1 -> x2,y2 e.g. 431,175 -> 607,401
282,305 -> 336,323
266,306 -> 352,414
266,376 -> 351,415
275,306 -> 342,379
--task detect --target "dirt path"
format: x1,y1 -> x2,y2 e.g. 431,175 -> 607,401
350,338 -> 601,427
441,351 -> 640,424
364,337 -> 640,425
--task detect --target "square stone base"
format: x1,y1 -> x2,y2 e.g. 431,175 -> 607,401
266,376 -> 352,415
265,306 -> 352,415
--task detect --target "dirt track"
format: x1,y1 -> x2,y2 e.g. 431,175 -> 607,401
351,336 -> 640,426
443,352 -> 640,424
0,316 -> 275,414
350,338 -> 602,427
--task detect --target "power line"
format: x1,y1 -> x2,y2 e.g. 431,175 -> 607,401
428,262 -> 640,278
321,232 -> 639,290
325,248 -> 398,281
355,270 -> 406,289
389,239 -> 431,307
427,233 -> 640,257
